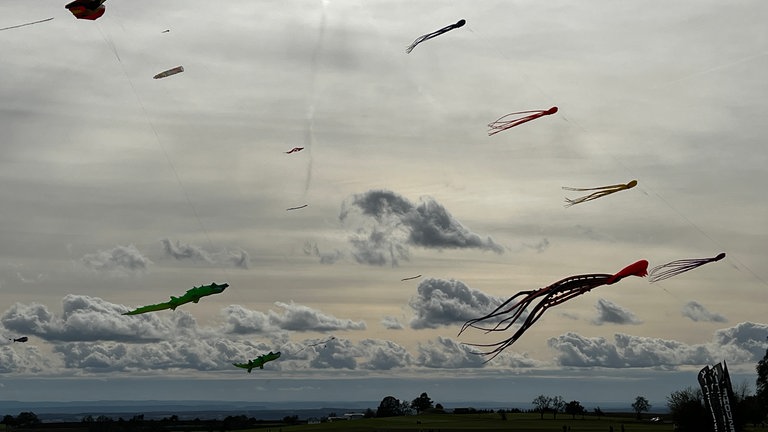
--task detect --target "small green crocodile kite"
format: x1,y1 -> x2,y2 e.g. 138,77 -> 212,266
122,282 -> 228,315
233,351 -> 281,373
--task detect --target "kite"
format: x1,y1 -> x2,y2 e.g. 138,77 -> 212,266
406,19 -> 466,54
563,180 -> 637,207
487,107 -> 558,135
122,282 -> 228,315
0,17 -> 54,32
9,337 -> 28,343
296,337 -> 336,353
65,0 -> 106,20
233,351 -> 281,373
649,253 -> 726,283
459,259 -> 648,360
401,274 -> 422,281
153,66 -> 184,79
285,147 -> 304,154
286,204 -> 308,211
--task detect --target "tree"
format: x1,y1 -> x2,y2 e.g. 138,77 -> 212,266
757,337 -> 768,408
666,387 -> 713,432
550,396 -> 565,420
532,395 -> 551,420
593,406 -> 604,418
631,396 -> 651,420
411,392 -> 434,414
376,396 -> 403,417
15,412 -> 40,427
565,400 -> 585,419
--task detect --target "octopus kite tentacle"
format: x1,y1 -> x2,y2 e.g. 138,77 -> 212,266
459,260 -> 648,361
563,180 -> 637,207
649,253 -> 725,283
487,107 -> 558,136
406,19 -> 466,54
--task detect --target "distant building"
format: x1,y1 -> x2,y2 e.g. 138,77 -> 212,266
344,413 -> 365,420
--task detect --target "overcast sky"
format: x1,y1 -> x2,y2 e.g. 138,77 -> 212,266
1,0 -> 767,408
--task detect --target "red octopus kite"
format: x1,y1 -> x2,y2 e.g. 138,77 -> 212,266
487,107 -> 558,136
459,260 -> 648,361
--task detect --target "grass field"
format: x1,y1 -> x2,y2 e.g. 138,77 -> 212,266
268,413 -> 672,432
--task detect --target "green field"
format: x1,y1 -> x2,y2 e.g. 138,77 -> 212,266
267,413 -> 670,432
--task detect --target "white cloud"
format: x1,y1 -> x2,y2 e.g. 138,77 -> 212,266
221,302 -> 366,334
548,322 -> 768,368
381,315 -> 403,330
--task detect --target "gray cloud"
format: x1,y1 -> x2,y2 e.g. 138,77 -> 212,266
0,345 -> 51,374
160,239 -> 250,269
359,339 -> 412,370
408,278 -> 504,329
271,301 -> 366,332
682,301 -> 727,323
416,337 -> 487,368
548,322 -> 768,368
381,315 -> 403,330
336,190 -> 503,266
303,241 -> 343,265
221,302 -> 366,334
79,245 -> 150,276
54,338 -> 275,372
1,295 -> 192,342
308,337 -> 357,369
592,298 -> 642,325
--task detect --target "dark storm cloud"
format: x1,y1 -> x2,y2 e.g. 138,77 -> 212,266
592,298 -> 642,325
408,278 -> 504,329
336,190 -> 504,266
681,301 -> 727,323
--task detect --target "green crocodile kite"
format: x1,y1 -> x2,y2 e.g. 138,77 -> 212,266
122,282 -> 228,315
233,351 -> 281,373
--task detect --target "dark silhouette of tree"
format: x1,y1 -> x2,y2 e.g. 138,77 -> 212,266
550,396 -> 565,420
377,396 -> 403,417
1,415 -> 15,427
757,337 -> 768,409
565,400 -> 585,419
593,406 -> 604,418
631,396 -> 651,420
364,408 -> 376,418
15,412 -> 40,427
411,392 -> 434,414
532,395 -> 551,420
667,387 -> 713,432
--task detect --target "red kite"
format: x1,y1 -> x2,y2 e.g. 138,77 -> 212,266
459,260 -> 648,360
65,0 -> 106,20
488,107 -> 558,135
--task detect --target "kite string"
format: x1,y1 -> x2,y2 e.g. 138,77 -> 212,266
95,21 -> 228,281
